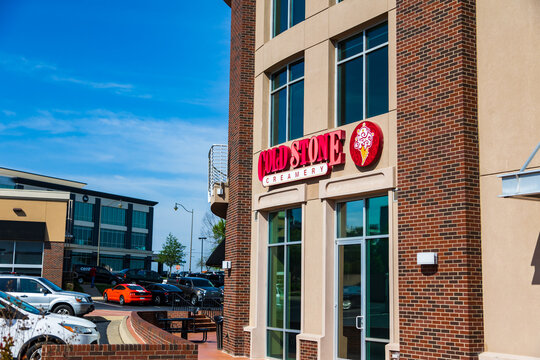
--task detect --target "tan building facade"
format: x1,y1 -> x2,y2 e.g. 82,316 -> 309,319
0,189 -> 69,286
216,0 -> 540,359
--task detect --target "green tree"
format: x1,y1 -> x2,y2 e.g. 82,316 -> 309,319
202,212 -> 226,251
157,233 -> 186,277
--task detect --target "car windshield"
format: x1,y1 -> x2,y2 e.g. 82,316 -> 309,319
127,285 -> 145,290
161,284 -> 179,291
38,277 -> 63,292
0,290 -> 42,315
192,279 -> 214,287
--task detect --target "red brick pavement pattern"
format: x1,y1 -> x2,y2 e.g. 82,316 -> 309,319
396,0 -> 484,359
223,0 -> 255,357
299,340 -> 318,360
42,241 -> 64,287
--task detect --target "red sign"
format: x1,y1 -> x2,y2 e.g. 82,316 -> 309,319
349,121 -> 383,167
258,130 -> 345,186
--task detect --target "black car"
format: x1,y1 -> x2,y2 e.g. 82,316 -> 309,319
177,277 -> 223,305
189,272 -> 225,287
145,283 -> 183,305
114,269 -> 161,285
73,265 -> 122,285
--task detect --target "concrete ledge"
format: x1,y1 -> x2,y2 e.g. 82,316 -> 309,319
319,166 -> 395,199
254,183 -> 307,211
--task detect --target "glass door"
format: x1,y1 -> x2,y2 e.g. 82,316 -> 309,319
337,242 -> 363,360
335,197 -> 390,360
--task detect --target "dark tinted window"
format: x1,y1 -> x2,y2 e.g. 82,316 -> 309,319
114,285 -> 125,290
19,279 -> 46,293
192,279 -> 213,287
0,278 -> 16,292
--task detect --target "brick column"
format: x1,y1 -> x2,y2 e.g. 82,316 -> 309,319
299,340 -> 318,360
42,241 -> 65,287
396,1 -> 483,359
223,0 -> 255,356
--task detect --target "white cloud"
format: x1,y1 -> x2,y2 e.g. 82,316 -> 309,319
1,110 -> 16,117
0,52 -> 151,99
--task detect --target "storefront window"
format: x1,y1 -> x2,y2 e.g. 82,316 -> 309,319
268,208 -> 302,360
0,241 -> 43,275
72,252 -> 93,266
99,254 -> 124,271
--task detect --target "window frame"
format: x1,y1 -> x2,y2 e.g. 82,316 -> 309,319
334,20 -> 389,127
0,241 -> 44,276
266,207 -> 302,360
271,0 -> 305,38
269,59 -> 305,147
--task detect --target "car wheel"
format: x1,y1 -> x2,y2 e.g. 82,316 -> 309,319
77,277 -> 84,284
190,295 -> 198,306
154,295 -> 161,305
119,295 -> 125,305
104,293 -> 108,302
53,304 -> 74,316
26,341 -> 52,360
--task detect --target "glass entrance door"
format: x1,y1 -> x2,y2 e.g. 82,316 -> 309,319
337,243 -> 363,360
335,197 -> 390,360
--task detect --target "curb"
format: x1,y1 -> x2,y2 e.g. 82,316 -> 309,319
119,316 -> 138,344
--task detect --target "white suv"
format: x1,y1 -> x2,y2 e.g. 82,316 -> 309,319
0,275 -> 94,316
0,290 -> 99,360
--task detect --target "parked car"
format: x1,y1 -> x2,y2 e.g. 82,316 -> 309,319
0,290 -> 99,360
145,283 -> 183,305
72,264 -> 122,285
176,277 -> 223,305
0,275 -> 94,316
103,284 -> 152,305
114,269 -> 161,285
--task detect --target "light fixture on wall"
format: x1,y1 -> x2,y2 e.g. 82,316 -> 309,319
12,208 -> 26,217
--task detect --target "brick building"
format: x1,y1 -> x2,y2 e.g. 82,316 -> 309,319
214,0 -> 540,359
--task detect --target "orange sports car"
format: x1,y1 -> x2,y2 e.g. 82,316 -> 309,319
103,283 -> 152,305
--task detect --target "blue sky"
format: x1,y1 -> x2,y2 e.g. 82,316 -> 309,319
0,1 -> 231,269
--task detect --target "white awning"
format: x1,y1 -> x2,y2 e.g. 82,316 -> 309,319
499,142 -> 540,201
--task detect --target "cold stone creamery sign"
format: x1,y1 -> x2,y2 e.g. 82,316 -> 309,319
258,130 -> 346,187
258,121 -> 384,187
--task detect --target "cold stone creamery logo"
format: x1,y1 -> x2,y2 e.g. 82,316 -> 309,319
258,130 -> 346,187
349,121 -> 383,167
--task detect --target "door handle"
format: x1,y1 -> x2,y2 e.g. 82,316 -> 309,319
355,316 -> 364,330
20,295 -> 28,298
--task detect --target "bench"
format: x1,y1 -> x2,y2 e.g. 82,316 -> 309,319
157,317 -> 209,342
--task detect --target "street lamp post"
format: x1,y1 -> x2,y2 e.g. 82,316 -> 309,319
198,237 -> 207,272
174,202 -> 194,273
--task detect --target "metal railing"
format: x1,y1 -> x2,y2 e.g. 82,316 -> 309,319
208,144 -> 228,201
170,293 -> 223,318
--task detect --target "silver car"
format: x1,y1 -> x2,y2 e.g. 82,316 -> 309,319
0,275 -> 94,316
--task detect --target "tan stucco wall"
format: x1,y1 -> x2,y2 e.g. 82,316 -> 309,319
250,0 -> 398,358
477,0 -> 540,357
0,198 -> 68,242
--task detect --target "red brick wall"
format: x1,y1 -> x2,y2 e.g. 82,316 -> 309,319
42,241 -> 64,287
131,311 -> 194,346
396,0 -> 484,359
224,0 -> 255,357
299,340 -> 318,360
42,344 -> 197,360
